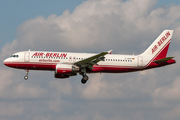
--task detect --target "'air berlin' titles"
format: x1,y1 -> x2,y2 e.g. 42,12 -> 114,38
152,31 -> 171,54
32,52 -> 67,57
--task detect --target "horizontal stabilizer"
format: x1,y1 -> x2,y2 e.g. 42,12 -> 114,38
153,57 -> 174,64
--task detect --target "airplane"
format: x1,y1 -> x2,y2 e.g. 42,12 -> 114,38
4,30 -> 176,84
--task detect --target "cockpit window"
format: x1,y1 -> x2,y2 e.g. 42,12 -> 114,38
10,55 -> 19,58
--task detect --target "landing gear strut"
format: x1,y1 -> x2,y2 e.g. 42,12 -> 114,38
24,69 -> 29,80
81,75 -> 89,84
80,67 -> 89,84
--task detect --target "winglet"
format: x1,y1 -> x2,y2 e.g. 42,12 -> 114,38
108,49 -> 113,54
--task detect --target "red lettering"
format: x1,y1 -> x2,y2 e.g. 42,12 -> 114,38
63,53 -> 67,57
34,52 -> 67,58
46,53 -> 50,57
158,40 -> 163,46
59,53 -> 67,57
53,53 -> 61,57
161,36 -> 165,42
53,53 -> 57,57
166,31 -> 170,38
38,53 -> 44,56
33,52 -> 44,56
157,31 -> 171,47
33,52 -> 38,56
57,53 -> 60,57
49,53 -> 53,57
152,45 -> 158,54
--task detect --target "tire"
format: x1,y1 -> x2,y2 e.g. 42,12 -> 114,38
83,75 -> 89,81
81,79 -> 87,84
81,75 -> 89,84
24,76 -> 28,80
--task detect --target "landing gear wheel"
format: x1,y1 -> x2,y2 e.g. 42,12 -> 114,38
81,79 -> 87,84
24,75 -> 28,80
83,75 -> 89,81
81,75 -> 89,84
24,69 -> 29,80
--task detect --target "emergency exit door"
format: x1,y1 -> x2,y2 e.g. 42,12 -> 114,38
24,52 -> 30,62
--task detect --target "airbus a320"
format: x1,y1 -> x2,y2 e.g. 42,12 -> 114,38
4,30 -> 176,84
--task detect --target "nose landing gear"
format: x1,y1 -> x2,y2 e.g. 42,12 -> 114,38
24,69 -> 29,80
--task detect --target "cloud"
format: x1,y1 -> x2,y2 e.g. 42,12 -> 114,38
0,102 -> 24,117
8,0 -> 178,55
12,0 -> 159,53
152,76 -> 180,102
1,0 -> 180,120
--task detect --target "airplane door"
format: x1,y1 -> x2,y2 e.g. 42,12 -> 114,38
138,57 -> 143,67
24,52 -> 30,62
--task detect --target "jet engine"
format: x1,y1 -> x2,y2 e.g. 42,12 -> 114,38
55,64 -> 79,78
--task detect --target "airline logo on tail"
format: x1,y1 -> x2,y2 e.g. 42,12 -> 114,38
152,31 -> 171,54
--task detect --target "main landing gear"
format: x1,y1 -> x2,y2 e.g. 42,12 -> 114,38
80,67 -> 89,84
81,75 -> 89,84
24,69 -> 29,80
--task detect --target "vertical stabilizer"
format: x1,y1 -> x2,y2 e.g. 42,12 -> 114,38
141,30 -> 173,60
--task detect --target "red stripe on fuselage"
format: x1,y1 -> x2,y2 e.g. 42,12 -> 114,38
4,61 -> 56,70
4,61 -> 139,73
4,60 -> 175,74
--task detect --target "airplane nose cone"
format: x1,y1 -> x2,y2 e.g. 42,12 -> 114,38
4,58 -> 15,68
3,58 -> 11,66
4,59 -> 8,66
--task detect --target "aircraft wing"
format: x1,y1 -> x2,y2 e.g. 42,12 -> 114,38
153,57 -> 174,64
74,49 -> 112,69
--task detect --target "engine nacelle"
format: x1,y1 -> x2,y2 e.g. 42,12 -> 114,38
55,64 -> 80,74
